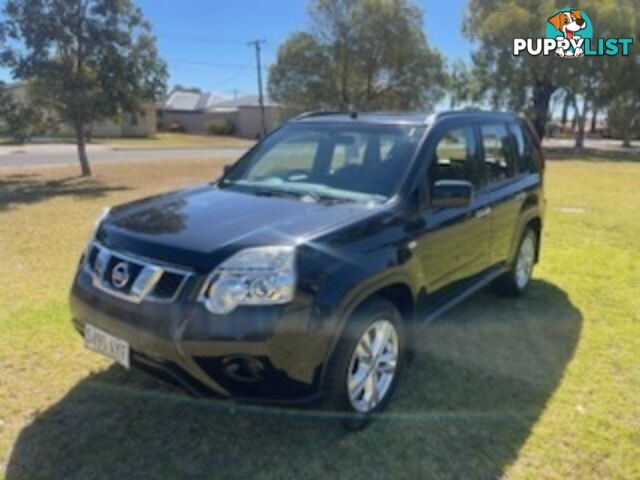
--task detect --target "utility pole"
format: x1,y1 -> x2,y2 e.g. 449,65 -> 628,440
247,39 -> 267,136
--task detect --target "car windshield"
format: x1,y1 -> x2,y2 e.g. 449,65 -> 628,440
221,122 -> 426,203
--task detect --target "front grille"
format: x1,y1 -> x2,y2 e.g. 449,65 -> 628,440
151,271 -> 186,299
84,242 -> 191,303
87,245 -> 100,270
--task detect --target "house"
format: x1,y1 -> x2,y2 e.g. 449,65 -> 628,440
159,90 -> 281,138
1,82 -> 157,138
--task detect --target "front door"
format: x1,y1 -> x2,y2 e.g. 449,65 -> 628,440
413,124 -> 492,293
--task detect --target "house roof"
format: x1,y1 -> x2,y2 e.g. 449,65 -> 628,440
163,90 -> 202,111
208,94 -> 278,110
196,92 -> 228,110
162,90 -> 279,112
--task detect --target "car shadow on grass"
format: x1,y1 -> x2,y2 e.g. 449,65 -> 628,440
0,173 -> 129,212
6,280 -> 581,480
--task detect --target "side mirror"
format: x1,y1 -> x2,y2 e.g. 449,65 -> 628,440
431,180 -> 474,209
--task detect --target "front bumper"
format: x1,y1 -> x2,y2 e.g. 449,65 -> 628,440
70,267 -> 332,404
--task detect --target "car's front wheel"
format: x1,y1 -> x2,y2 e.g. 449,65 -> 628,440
322,296 -> 405,431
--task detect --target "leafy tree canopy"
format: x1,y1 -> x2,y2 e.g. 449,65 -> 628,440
464,0 -> 639,143
268,0 -> 447,112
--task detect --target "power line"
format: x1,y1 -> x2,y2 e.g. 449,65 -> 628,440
166,58 -> 255,70
210,73 -> 244,90
158,32 -> 248,45
247,39 -> 267,136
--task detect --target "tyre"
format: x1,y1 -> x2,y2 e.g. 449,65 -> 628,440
321,296 -> 405,431
493,227 -> 538,296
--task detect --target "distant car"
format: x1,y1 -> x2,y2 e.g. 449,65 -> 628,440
70,110 -> 545,429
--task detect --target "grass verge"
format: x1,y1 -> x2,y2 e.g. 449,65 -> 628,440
93,132 -> 255,149
0,158 -> 639,479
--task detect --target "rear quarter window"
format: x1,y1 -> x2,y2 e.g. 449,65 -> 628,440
509,120 -> 542,174
522,122 -> 544,173
480,124 -> 516,186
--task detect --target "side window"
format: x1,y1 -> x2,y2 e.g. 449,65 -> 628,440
480,124 -> 515,186
431,127 -> 477,186
330,134 -> 366,172
509,121 -> 533,174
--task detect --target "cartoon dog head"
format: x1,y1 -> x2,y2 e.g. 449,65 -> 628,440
548,10 -> 586,40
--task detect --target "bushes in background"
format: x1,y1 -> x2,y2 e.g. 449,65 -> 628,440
0,101 -> 51,144
207,119 -> 235,136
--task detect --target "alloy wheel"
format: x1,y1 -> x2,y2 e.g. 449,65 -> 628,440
515,233 -> 536,289
347,319 -> 399,413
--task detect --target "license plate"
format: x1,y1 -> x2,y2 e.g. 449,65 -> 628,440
84,324 -> 130,369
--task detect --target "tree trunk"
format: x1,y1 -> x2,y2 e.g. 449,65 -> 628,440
621,105 -> 637,148
532,80 -> 555,139
561,92 -> 572,126
590,109 -> 598,133
575,99 -> 589,151
75,121 -> 92,177
622,123 -> 632,148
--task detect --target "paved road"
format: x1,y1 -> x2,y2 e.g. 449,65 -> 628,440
2,137 -> 637,170
543,137 -> 639,153
0,145 -> 249,169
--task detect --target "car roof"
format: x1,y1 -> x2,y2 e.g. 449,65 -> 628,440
291,110 -> 521,126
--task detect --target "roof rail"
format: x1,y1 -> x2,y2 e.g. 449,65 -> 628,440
435,109 -> 518,118
293,110 -> 353,120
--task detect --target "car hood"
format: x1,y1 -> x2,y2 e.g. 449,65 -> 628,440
98,184 -> 386,272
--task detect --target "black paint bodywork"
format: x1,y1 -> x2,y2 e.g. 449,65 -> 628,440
70,111 -> 545,404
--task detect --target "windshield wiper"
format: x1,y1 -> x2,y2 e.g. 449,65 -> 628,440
262,188 -> 321,203
222,181 -> 381,205
231,184 -> 321,203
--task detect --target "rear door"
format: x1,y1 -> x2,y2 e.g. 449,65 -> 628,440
478,122 -> 525,266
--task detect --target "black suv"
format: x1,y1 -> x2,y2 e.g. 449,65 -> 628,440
70,111 -> 544,428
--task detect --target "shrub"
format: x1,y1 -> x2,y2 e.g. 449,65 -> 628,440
207,119 -> 236,136
0,99 -> 48,143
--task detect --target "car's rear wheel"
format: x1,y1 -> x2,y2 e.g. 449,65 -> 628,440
322,296 -> 405,431
493,227 -> 538,296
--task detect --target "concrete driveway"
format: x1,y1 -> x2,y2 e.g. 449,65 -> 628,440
0,144 -> 249,169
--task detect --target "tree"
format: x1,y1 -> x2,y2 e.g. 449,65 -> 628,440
172,84 -> 202,94
268,0 -> 446,112
464,0 -> 564,139
0,0 -> 167,176
448,60 -> 474,109
560,89 -> 575,128
0,82 -> 53,143
568,54 -> 607,150
594,0 -> 639,147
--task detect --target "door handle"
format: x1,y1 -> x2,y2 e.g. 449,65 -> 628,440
474,206 -> 492,219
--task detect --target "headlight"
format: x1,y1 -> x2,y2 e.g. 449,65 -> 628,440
89,207 -> 111,242
198,246 -> 296,314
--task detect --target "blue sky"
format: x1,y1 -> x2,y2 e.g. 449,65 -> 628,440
0,0 -> 472,98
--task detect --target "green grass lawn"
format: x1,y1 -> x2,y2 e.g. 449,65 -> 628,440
93,132 -> 255,149
0,158 -> 639,479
